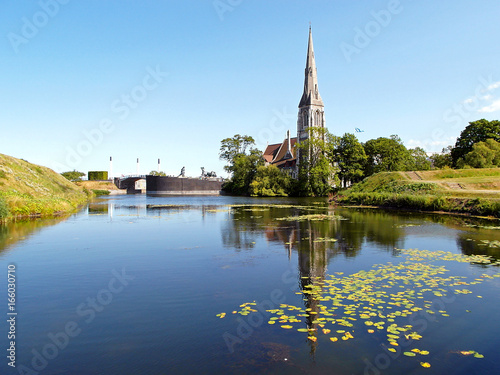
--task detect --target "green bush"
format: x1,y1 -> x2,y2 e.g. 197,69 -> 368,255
337,191 -> 500,218
61,170 -> 85,182
92,189 -> 110,196
0,196 -> 9,219
88,171 -> 108,181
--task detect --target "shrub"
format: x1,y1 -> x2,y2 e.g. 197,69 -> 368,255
88,171 -> 108,181
92,189 -> 110,196
61,170 -> 85,182
0,196 -> 9,219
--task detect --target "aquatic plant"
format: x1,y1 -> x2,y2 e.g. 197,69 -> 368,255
217,249 -> 499,368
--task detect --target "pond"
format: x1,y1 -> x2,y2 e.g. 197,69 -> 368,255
1,195 -> 499,375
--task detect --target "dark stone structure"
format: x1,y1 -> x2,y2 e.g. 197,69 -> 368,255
146,176 -> 223,195
114,176 -> 145,194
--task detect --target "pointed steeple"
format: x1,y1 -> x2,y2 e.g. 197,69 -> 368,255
284,130 -> 293,159
299,27 -> 324,108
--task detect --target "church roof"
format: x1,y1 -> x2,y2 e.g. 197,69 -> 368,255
263,136 -> 297,166
299,27 -> 324,108
263,143 -> 281,163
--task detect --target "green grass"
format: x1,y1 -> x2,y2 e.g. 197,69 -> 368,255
92,189 -> 110,196
337,192 -> 500,218
337,168 -> 500,218
0,153 -> 90,220
422,168 -> 500,180
349,172 -> 439,194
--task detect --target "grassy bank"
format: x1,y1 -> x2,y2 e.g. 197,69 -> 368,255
336,169 -> 500,218
0,153 -> 90,220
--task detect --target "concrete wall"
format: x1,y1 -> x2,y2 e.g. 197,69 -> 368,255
146,176 -> 223,195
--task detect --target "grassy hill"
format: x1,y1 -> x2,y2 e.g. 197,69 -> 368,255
0,153 -> 89,220
337,168 -> 500,218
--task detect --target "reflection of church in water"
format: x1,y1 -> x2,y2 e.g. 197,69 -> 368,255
265,221 -> 337,355
263,27 -> 326,178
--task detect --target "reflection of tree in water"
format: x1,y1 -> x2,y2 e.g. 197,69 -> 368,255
220,207 -> 275,250
456,231 -> 500,261
222,205 -> 413,255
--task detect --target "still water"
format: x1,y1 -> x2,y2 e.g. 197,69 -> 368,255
1,195 -> 499,375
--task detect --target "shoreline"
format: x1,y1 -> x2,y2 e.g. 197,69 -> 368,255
334,192 -> 500,219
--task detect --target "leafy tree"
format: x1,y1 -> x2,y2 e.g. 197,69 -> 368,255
149,171 -> 167,176
458,139 -> 500,168
451,119 -> 500,166
363,135 -> 411,175
219,134 -> 256,171
296,127 -> 338,196
407,147 -> 431,171
249,165 -> 291,197
219,135 -> 263,195
223,149 -> 264,195
61,170 -> 85,182
430,146 -> 453,169
333,133 -> 367,186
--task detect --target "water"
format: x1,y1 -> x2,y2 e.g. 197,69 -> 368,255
1,195 -> 499,375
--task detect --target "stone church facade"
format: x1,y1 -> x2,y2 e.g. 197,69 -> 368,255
263,27 -> 326,178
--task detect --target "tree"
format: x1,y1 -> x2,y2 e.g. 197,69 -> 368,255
430,146 -> 453,169
249,165 -> 291,197
223,149 -> 263,195
219,135 -> 263,195
451,119 -> 500,166
407,147 -> 431,171
458,139 -> 500,168
219,134 -> 256,171
333,133 -> 367,186
296,127 -> 338,196
149,171 -> 166,176
363,135 -> 411,175
61,170 -> 85,182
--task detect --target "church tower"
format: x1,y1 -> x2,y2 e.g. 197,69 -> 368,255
297,27 -> 325,145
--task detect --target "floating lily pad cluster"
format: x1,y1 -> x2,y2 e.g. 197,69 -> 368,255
275,214 -> 345,222
217,249 -> 499,367
478,239 -> 500,248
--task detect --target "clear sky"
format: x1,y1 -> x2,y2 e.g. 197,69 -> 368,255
1,0 -> 500,178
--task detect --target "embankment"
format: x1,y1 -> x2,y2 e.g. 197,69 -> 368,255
336,169 -> 500,218
0,153 -> 90,220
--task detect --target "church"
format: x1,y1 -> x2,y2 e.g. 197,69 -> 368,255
263,27 -> 326,178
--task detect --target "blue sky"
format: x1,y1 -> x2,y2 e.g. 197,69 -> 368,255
1,0 -> 500,178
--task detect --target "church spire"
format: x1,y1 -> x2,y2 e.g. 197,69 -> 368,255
299,27 -> 324,108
